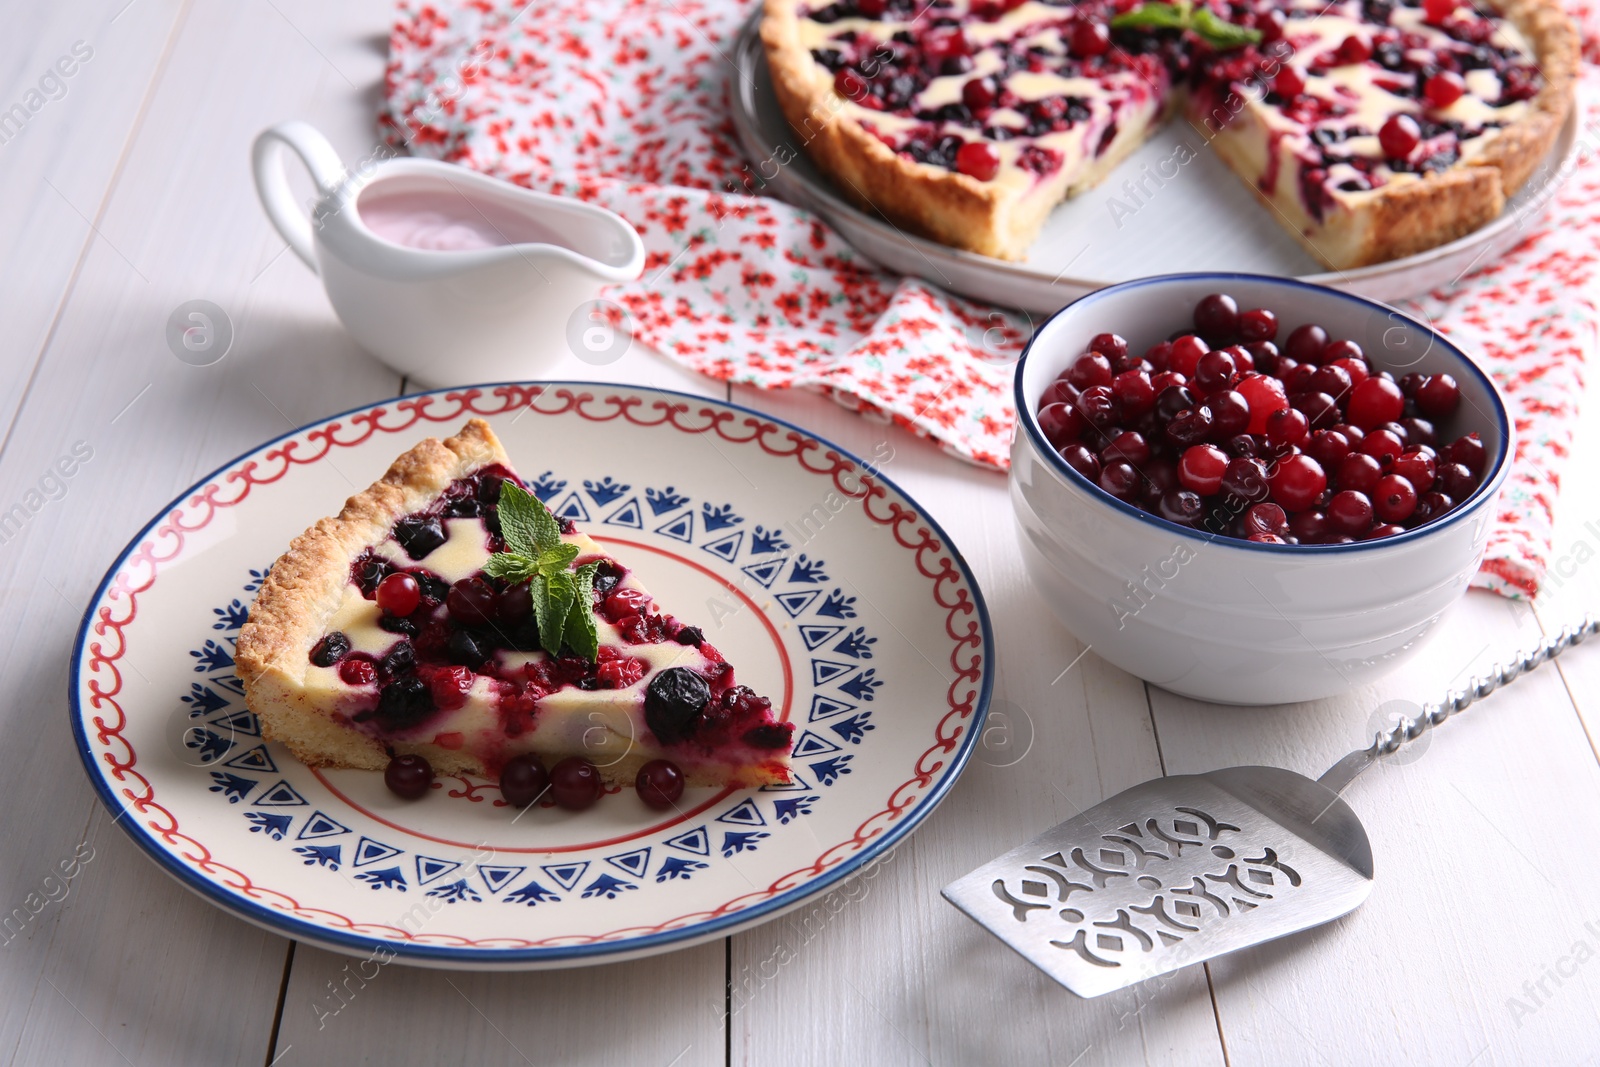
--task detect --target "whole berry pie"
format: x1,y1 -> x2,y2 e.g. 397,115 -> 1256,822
760,0 -> 1577,267
237,420 -> 794,790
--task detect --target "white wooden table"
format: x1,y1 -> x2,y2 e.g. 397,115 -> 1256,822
4,2 -> 1600,1063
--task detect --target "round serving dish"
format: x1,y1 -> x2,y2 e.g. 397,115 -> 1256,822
1011,273 -> 1512,705
729,12 -> 1580,313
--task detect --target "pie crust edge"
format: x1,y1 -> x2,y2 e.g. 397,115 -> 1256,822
236,418 -> 509,772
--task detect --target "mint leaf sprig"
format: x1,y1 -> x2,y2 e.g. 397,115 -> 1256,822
482,482 -> 601,661
1111,0 -> 1262,50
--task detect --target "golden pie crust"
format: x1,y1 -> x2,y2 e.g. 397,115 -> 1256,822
236,419 -> 508,773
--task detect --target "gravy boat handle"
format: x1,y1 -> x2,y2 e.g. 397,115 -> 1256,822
252,121 -> 347,273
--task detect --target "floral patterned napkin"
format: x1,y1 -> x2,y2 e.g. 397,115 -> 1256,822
384,0 -> 1598,596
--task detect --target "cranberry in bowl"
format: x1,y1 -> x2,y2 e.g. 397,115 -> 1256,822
1011,273 -> 1511,705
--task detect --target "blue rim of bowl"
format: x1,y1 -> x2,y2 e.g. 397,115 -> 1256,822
68,381 -> 995,964
1013,271 -> 1513,554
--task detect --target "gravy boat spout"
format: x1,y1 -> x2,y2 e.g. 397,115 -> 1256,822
252,121 -> 645,383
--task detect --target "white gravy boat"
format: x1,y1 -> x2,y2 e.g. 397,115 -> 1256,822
251,121 -> 645,383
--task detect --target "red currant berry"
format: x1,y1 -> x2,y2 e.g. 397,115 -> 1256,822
1168,335 -> 1210,377
1151,371 -> 1187,395
1099,461 -> 1142,501
955,141 -> 1001,181
1159,489 -> 1204,525
1360,428 -> 1405,470
1292,390 -> 1341,429
385,754 -> 433,800
1268,454 -> 1328,512
1413,491 -> 1454,525
1072,20 -> 1111,56
498,581 -> 534,623
1265,407 -> 1310,448
1285,323 -> 1329,364
1437,461 -> 1477,499
1415,373 -> 1461,419
1195,349 -> 1238,392
1201,389 -> 1252,439
961,76 -> 998,110
1248,340 -> 1281,375
858,0 -> 886,15
1307,428 -> 1352,467
1164,406 -> 1215,448
1193,293 -> 1240,343
1337,452 -> 1384,493
1327,490 -> 1375,536
1059,443 -> 1102,481
1424,0 -> 1456,24
1347,377 -> 1405,429
1273,65 -> 1306,98
1446,433 -> 1487,476
1242,502 -> 1289,538
499,753 -> 550,807
447,576 -> 498,627
1235,374 -> 1289,433
376,572 -> 421,617
339,657 -> 378,686
1331,356 -> 1370,387
1038,402 -> 1083,445
1391,449 -> 1437,493
1078,385 -> 1119,427
1379,114 -> 1421,159
636,759 -> 686,810
549,757 -> 602,811
1235,308 -> 1277,344
1222,457 -> 1270,502
1257,8 -> 1286,41
1400,417 -> 1438,447
1425,70 -> 1466,108
1103,430 -> 1151,467
1333,422 -> 1366,445
1112,370 -> 1157,416
835,70 -> 867,99
1291,508 -> 1329,544
1179,444 -> 1229,495
1144,340 -> 1173,371
923,26 -> 970,63
428,665 -> 475,711
1373,474 -> 1418,523
1041,377 -> 1079,407
1069,353 -> 1114,389
1310,364 -> 1353,400
1089,332 -> 1129,361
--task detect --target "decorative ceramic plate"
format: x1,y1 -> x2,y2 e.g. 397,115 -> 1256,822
730,12 -> 1579,314
70,383 -> 993,968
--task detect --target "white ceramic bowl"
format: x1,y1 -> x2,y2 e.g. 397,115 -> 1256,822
1011,273 -> 1513,705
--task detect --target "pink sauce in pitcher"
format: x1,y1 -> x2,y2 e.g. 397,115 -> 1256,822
357,188 -> 565,252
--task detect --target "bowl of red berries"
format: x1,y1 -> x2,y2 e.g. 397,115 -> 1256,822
1012,273 -> 1511,705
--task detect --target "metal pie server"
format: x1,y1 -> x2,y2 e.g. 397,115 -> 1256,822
942,617 -> 1599,998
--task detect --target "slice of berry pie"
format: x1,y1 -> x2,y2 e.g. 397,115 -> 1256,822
237,419 -> 794,789
760,0 -> 1576,268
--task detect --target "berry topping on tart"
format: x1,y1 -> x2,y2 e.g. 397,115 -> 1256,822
236,420 -> 794,798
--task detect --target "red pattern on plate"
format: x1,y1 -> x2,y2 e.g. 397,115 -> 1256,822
81,387 -> 986,948
382,1 -> 1599,597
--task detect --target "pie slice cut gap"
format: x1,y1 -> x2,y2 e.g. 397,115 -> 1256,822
237,419 -> 794,789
